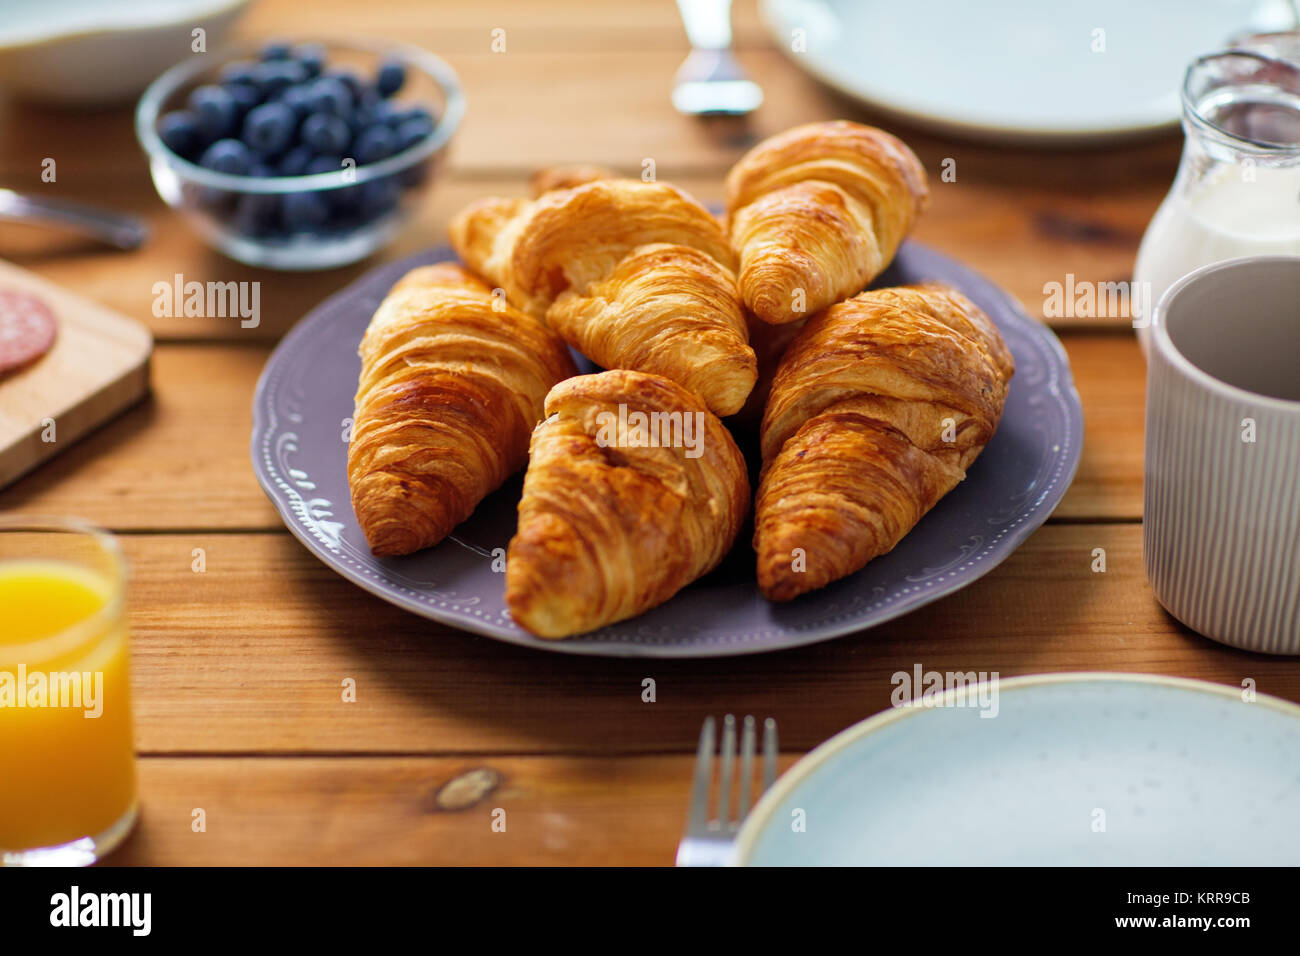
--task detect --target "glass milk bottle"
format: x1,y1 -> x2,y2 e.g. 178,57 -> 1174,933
1134,47 -> 1300,355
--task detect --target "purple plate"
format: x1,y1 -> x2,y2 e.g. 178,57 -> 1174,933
251,242 -> 1082,657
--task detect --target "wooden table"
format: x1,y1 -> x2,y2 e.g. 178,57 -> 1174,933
2,0 -> 1296,866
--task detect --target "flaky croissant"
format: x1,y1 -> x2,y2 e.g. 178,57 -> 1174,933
725,120 -> 929,326
755,282 -> 1014,601
449,179 -> 757,417
348,263 -> 578,557
505,369 -> 750,638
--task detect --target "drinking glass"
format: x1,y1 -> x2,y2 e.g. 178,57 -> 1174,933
0,516 -> 137,865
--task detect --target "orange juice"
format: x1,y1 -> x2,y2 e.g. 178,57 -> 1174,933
0,525 -> 137,864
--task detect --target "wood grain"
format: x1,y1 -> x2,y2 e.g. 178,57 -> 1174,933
0,171 -> 1165,342
1,0 -> 1282,869
0,259 -> 152,488
109,753 -> 802,866
115,525 -> 1299,756
0,335 -> 1145,526
0,344 -> 277,528
0,0 -> 1178,336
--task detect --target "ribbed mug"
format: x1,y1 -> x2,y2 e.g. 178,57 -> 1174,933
1145,256 -> 1300,653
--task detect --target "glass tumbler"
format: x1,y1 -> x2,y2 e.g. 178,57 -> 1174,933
0,516 -> 138,866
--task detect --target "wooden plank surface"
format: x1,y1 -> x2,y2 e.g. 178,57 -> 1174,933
0,168 -> 1167,339
1,0 -> 1287,868
116,524 -> 1297,757
0,0 -> 1179,334
110,754 -> 806,866
0,335 -> 1145,525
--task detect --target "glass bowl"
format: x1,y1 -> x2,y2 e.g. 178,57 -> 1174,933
135,37 -> 464,270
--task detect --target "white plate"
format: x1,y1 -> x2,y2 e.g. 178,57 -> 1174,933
0,0 -> 249,105
759,0 -> 1286,142
736,673 -> 1300,865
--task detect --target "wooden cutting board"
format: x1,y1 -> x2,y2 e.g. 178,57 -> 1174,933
0,258 -> 152,490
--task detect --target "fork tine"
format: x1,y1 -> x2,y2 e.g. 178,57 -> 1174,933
762,717 -> 778,792
717,714 -> 736,829
737,715 -> 756,822
687,716 -> 715,832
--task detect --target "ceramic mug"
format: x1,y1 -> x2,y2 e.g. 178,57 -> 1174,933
1144,256 -> 1300,654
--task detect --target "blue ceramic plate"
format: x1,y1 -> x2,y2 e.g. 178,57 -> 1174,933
760,0 -> 1265,143
737,673 -> 1300,865
250,241 -> 1082,657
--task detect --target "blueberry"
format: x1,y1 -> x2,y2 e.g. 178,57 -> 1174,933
324,69 -> 364,101
306,77 -> 353,117
375,60 -> 405,98
352,124 -> 397,164
199,138 -> 254,175
260,41 -> 292,61
394,113 -> 435,151
301,113 -> 351,154
360,175 -> 401,215
188,85 -> 239,140
253,60 -> 307,97
219,61 -> 262,91
330,182 -> 364,216
158,110 -> 202,157
391,104 -> 432,125
362,101 -> 402,128
242,101 -> 298,154
355,86 -> 381,113
281,191 -> 330,230
304,156 -> 345,176
231,192 -> 280,236
224,81 -> 262,113
277,144 -> 314,176
275,84 -> 315,118
294,44 -> 326,78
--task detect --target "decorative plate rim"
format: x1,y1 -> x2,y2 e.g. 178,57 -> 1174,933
250,242 -> 1083,658
733,672 -> 1300,865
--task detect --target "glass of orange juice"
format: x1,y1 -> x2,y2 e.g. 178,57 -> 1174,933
0,516 -> 137,865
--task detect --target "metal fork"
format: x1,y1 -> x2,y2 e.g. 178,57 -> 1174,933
676,714 -> 778,866
672,0 -> 764,116
0,189 -> 148,251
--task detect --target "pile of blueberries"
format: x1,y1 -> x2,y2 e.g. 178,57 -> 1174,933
157,41 -> 439,237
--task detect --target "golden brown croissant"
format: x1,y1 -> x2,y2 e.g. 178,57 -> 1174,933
505,369 -> 750,638
724,120 -> 929,326
348,263 -> 578,557
448,179 -> 757,417
755,282 -> 1014,601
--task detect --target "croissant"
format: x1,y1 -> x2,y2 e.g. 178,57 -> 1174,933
348,263 -> 578,557
724,120 -> 929,326
755,282 -> 1014,601
449,179 -> 757,417
505,369 -> 750,638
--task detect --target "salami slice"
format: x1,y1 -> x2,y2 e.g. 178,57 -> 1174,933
0,289 -> 58,375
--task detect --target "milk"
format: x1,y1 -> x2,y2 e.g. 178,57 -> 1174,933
1134,163 -> 1300,354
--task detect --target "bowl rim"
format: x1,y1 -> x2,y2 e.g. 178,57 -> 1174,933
134,35 -> 465,193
